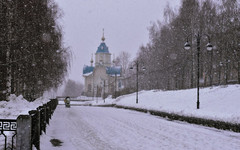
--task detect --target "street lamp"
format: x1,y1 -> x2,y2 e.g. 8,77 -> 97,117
130,60 -> 146,104
184,32 -> 213,109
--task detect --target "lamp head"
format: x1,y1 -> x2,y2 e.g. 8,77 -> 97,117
184,42 -> 191,50
206,42 -> 213,51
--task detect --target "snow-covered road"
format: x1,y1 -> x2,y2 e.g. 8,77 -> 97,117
40,106 -> 240,150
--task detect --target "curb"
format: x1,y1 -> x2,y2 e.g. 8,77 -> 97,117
95,104 -> 240,133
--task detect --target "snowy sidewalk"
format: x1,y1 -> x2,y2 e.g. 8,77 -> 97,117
40,106 -> 240,150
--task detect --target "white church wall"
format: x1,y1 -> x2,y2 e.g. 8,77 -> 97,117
93,66 -> 108,88
95,53 -> 111,67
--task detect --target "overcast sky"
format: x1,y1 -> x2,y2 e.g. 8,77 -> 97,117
55,0 -> 181,83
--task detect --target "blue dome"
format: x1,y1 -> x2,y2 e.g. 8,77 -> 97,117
83,65 -> 94,75
96,42 -> 109,53
106,66 -> 121,75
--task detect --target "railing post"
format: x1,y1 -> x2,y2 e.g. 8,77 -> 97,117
43,104 -> 47,133
29,110 -> 40,150
45,104 -> 50,125
16,115 -> 32,150
38,106 -> 46,134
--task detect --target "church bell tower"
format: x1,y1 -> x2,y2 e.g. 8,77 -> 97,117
95,29 -> 111,67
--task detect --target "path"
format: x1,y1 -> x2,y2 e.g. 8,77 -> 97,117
39,106 -> 240,150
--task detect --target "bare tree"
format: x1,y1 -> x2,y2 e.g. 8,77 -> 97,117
63,80 -> 84,97
132,0 -> 240,92
115,51 -> 131,77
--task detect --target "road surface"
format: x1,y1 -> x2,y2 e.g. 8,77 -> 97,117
40,106 -> 240,150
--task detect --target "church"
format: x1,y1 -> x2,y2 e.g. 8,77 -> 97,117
83,34 -> 122,97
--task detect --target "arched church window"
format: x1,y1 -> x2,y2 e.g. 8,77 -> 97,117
118,81 -> 122,88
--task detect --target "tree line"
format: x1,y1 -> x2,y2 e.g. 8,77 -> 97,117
63,79 -> 84,97
125,0 -> 240,92
0,0 -> 70,101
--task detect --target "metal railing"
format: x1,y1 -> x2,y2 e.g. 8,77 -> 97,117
29,99 -> 58,150
0,98 -> 58,150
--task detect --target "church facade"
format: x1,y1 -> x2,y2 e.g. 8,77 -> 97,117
83,35 -> 122,97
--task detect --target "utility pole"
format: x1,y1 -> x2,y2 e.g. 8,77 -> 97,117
103,80 -> 105,103
136,61 -> 139,104
115,73 -> 117,98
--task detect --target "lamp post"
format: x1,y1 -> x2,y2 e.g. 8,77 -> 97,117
130,60 -> 146,104
184,32 -> 213,109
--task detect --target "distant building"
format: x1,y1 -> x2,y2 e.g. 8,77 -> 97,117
83,33 -> 122,97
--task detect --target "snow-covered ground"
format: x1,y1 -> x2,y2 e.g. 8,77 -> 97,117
0,94 -> 50,119
0,84 -> 240,149
0,95 -> 50,150
40,106 -> 240,150
91,84 -> 240,124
